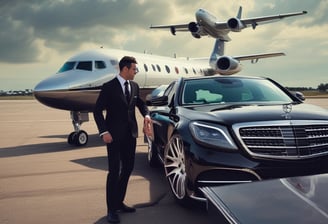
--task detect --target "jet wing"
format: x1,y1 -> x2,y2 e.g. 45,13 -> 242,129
214,11 -> 307,30
241,11 -> 307,29
150,23 -> 190,35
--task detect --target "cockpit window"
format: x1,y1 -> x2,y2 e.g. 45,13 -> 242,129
95,61 -> 106,69
110,59 -> 118,66
58,61 -> 76,73
76,61 -> 92,71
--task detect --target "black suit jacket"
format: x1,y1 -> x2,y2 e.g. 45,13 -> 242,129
93,77 -> 149,139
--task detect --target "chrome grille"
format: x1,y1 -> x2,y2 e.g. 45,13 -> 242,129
234,121 -> 328,159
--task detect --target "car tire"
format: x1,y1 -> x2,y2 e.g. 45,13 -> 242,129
164,134 -> 189,203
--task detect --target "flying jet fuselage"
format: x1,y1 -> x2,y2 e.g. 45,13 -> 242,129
150,7 -> 307,40
193,9 -> 229,39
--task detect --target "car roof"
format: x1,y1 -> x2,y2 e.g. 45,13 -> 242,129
179,74 -> 266,82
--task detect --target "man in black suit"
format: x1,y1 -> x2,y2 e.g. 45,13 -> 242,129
93,56 -> 151,223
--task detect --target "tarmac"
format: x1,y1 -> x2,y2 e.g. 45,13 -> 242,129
0,100 -> 221,224
0,98 -> 326,224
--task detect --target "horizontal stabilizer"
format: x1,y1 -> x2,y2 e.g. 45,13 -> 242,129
235,52 -> 285,61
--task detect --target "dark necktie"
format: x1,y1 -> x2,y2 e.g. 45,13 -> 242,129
124,81 -> 130,102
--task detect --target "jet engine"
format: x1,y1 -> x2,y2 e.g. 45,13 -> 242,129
188,22 -> 201,38
215,56 -> 242,75
227,18 -> 246,32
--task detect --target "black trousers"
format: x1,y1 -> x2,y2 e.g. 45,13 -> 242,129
106,132 -> 136,212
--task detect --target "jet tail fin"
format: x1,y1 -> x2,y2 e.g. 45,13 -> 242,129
210,39 -> 225,65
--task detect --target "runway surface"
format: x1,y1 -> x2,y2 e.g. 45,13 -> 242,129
0,100 -> 221,224
0,98 -> 327,224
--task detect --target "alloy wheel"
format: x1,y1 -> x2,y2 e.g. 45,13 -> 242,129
164,135 -> 186,200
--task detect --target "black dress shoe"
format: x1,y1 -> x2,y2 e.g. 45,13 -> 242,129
107,211 -> 120,223
118,203 -> 136,213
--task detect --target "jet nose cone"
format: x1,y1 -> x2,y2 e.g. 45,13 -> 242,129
33,73 -> 72,109
33,72 -> 102,111
34,74 -> 68,92
34,79 -> 50,92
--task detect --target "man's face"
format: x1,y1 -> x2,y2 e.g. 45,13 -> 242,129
126,63 -> 138,80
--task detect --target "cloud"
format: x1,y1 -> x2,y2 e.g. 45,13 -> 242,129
1,0 -> 322,63
0,0 -> 172,63
0,0 -> 326,90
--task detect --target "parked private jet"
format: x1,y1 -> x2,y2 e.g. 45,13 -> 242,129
33,38 -> 284,146
150,6 -> 307,40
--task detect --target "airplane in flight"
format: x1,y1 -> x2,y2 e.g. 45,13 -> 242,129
150,6 -> 307,40
33,38 -> 285,146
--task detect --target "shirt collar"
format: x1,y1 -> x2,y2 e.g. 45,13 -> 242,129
117,75 -> 128,88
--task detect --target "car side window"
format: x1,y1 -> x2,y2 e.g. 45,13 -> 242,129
165,82 -> 177,105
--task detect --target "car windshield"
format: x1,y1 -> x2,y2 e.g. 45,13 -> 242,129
181,77 -> 293,106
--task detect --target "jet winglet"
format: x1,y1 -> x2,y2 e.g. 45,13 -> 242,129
237,6 -> 242,19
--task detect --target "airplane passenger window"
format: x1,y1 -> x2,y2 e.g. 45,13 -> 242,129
58,61 -> 76,73
192,68 -> 196,74
156,64 -> 161,72
95,61 -> 106,69
184,68 -> 188,74
76,61 -> 92,71
165,65 -> 170,73
144,64 -> 148,72
151,64 -> 156,71
175,67 -> 179,74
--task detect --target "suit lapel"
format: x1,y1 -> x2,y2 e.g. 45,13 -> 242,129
113,78 -> 127,104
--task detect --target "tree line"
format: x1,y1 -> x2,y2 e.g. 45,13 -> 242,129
318,83 -> 328,92
287,83 -> 328,92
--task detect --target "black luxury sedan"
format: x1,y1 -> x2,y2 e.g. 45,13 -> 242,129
145,75 -> 328,203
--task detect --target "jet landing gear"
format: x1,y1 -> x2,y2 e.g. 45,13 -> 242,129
68,111 -> 89,146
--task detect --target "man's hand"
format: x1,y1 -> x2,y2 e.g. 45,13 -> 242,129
102,132 -> 113,144
143,116 -> 153,138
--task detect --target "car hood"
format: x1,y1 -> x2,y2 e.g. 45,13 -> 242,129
180,103 -> 328,124
201,173 -> 328,224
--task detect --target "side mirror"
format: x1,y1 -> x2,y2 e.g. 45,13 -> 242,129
146,95 -> 169,106
294,91 -> 305,101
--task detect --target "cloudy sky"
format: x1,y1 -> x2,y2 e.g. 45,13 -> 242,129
0,0 -> 327,90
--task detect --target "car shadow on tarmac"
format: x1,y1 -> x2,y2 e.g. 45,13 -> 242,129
72,150 -> 214,224
71,151 -> 169,207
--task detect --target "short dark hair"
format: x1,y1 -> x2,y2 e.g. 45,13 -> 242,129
119,56 -> 137,71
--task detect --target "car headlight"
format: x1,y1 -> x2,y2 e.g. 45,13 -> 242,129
189,121 -> 238,150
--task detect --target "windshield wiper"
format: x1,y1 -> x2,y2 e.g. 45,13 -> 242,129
210,103 -> 253,112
